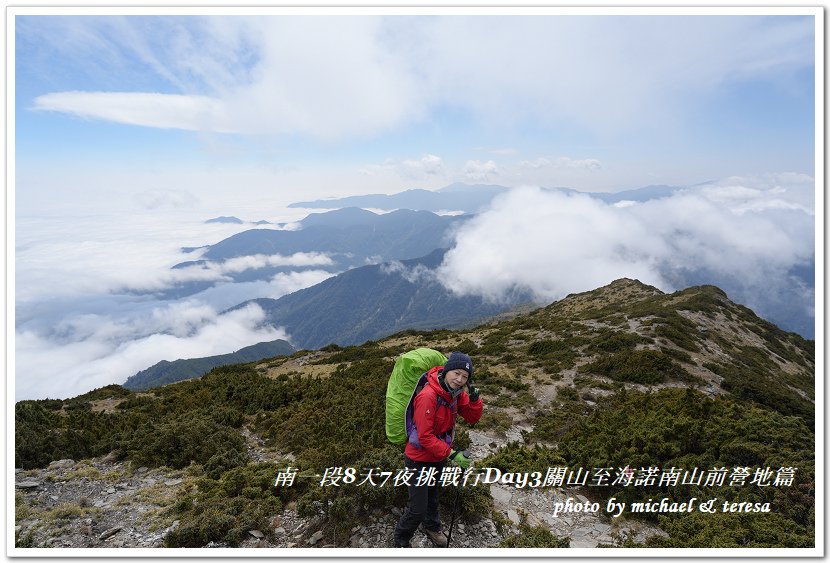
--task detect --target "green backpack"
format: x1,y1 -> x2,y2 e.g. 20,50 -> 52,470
385,348 -> 447,444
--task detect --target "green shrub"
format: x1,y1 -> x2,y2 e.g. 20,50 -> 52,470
165,462 -> 286,547
455,339 -> 479,355
475,410 -> 514,433
204,448 -> 248,479
582,349 -> 682,384
500,522 -> 569,547
557,388 -> 814,547
480,442 -> 566,473
121,413 -> 247,469
557,386 -> 580,402
588,331 -> 647,354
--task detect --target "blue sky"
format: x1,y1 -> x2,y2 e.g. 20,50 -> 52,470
12,10 -> 820,400
15,13 -> 816,214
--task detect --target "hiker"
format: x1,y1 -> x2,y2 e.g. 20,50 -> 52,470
393,352 -> 483,548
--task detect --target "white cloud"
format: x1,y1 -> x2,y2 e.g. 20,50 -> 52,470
420,16 -> 813,136
158,252 -> 335,287
464,160 -> 498,182
520,156 -> 603,171
380,260 -> 437,284
438,187 -> 668,302
15,303 -> 289,401
437,175 -> 814,320
13,202 -> 342,401
33,91 -> 234,132
360,154 -> 444,181
267,270 -> 335,297
696,173 -> 814,215
134,188 -> 199,210
400,154 -> 444,178
25,16 -> 813,140
15,212 -> 252,301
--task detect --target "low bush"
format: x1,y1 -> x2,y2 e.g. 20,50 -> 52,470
582,349 -> 683,384
500,521 -> 569,547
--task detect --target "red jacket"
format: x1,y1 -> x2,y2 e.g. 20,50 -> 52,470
405,365 -> 483,462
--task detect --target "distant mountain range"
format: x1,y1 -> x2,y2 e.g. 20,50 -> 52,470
122,339 -> 295,391
233,248 -> 528,350
289,182 -> 684,213
205,216 -> 244,224
177,208 -> 466,269
141,208 -> 470,300
17,277 -> 814,548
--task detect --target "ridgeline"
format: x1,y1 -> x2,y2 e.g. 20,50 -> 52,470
15,279 -> 815,549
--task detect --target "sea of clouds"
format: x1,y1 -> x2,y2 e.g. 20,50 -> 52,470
438,173 -> 815,334
14,173 -> 816,401
14,208 -> 333,401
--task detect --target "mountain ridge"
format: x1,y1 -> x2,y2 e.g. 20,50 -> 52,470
15,277 -> 815,550
288,182 -> 683,212
122,339 -> 295,391
233,248 -> 526,350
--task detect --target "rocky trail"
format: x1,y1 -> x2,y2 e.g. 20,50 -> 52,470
15,450 -> 665,549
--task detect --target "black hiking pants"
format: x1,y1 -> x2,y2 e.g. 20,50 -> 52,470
394,456 -> 447,546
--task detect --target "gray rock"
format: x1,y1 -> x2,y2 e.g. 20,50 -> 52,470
99,527 -> 122,540
308,530 -> 324,545
164,478 -> 183,486
507,510 -> 520,524
592,522 -> 612,535
106,488 -> 116,494
49,459 -> 76,469
490,486 -> 513,506
15,480 -> 41,489
249,530 -> 264,539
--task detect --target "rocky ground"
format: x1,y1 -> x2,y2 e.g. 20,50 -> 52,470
15,451 -> 666,550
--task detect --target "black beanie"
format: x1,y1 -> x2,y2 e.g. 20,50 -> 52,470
444,352 -> 473,381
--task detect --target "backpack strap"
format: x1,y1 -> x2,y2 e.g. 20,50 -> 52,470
405,377 -> 458,450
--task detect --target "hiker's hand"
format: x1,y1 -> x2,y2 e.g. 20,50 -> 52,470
467,385 -> 480,402
449,449 -> 471,469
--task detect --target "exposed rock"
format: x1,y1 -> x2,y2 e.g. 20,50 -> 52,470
99,527 -> 122,541
13,439 -> 668,550
49,459 -> 76,469
15,480 -> 41,489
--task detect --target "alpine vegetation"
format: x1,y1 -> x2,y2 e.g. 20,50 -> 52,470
15,279 -> 814,549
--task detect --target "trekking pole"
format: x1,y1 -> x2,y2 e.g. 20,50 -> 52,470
446,450 -> 471,548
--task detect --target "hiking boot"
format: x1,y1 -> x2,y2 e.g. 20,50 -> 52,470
423,527 -> 448,547
393,537 -> 411,548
